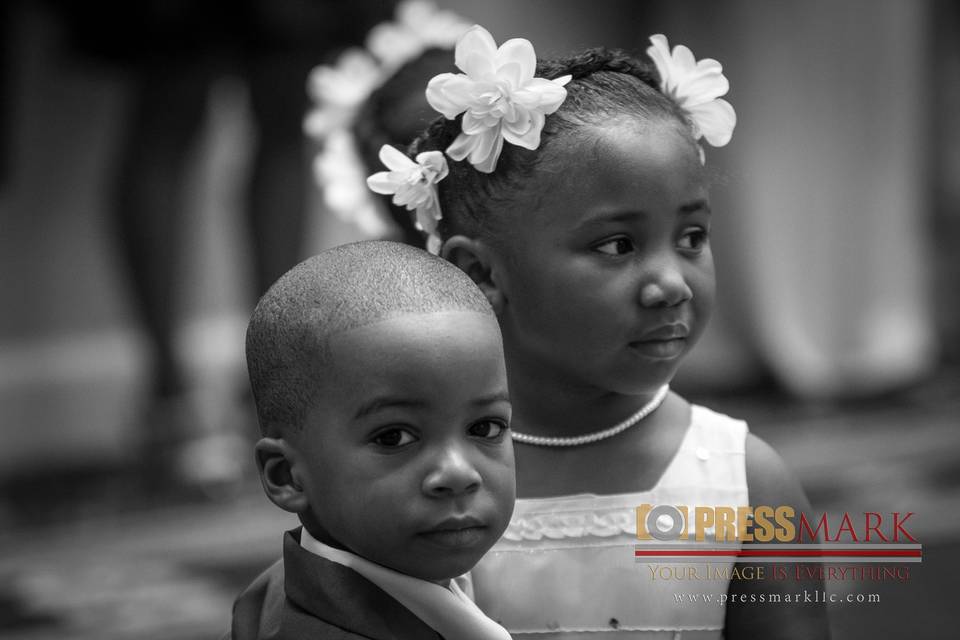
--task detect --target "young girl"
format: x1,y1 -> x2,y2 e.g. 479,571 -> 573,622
369,26 -> 829,639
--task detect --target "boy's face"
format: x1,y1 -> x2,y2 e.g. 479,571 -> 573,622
290,311 -> 514,582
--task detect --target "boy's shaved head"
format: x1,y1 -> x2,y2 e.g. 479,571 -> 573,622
246,241 -> 494,435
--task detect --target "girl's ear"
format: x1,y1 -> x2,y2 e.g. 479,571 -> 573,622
442,235 -> 507,314
255,437 -> 309,514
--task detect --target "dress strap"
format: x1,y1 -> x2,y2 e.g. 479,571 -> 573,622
656,404 -> 749,498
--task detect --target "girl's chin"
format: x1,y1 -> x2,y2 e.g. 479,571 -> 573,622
606,361 -> 682,393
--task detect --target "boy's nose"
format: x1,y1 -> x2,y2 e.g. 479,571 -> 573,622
422,446 -> 482,497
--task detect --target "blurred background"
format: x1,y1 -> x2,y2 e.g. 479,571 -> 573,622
0,0 -> 957,638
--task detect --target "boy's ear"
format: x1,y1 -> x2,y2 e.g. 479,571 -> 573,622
442,235 -> 507,314
255,437 -> 309,514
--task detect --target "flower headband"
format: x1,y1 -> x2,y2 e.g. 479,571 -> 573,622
367,29 -> 735,254
366,25 -> 569,253
306,0 -> 471,237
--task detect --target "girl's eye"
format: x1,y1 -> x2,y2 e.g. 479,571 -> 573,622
678,228 -> 708,252
371,428 -> 418,448
468,420 -> 508,440
594,237 -> 634,256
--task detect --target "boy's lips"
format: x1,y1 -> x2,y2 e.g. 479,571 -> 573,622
418,516 -> 488,548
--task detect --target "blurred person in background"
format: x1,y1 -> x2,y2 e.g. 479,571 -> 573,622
304,0 -> 470,248
51,0 -> 398,496
350,46 -> 461,246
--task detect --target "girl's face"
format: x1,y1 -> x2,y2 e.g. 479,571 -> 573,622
493,121 -> 715,396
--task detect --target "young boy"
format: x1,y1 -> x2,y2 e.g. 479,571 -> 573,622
229,241 -> 515,639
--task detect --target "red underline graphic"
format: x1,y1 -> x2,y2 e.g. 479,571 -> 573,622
634,550 -> 922,557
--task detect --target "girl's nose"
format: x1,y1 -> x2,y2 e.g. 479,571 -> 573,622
422,445 -> 482,497
639,259 -> 693,308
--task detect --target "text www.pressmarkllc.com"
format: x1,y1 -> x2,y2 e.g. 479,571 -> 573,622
674,590 -> 881,606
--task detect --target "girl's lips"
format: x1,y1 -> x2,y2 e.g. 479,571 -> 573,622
629,337 -> 687,359
634,323 -> 690,341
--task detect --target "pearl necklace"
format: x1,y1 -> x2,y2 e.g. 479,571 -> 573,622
510,385 -> 670,447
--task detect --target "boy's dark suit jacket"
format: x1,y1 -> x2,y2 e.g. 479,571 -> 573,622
228,529 -> 443,640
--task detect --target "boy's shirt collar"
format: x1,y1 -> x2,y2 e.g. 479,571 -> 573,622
300,528 -> 511,640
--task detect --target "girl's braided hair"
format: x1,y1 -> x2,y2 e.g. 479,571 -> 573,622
407,47 -> 695,244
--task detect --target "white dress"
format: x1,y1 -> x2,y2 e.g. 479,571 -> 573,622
471,405 -> 749,639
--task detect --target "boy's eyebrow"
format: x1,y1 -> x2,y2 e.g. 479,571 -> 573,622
354,397 -> 428,419
354,391 -> 510,419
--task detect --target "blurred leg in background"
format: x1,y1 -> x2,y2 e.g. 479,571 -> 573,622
100,0 -> 396,497
104,3 -> 247,495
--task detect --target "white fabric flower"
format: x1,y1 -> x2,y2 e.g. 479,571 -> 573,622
646,34 -> 736,148
366,145 -> 448,251
366,0 -> 471,71
426,25 -> 571,173
314,131 -> 393,237
304,48 -> 382,139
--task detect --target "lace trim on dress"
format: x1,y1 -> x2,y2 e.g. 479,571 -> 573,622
503,507 -> 638,541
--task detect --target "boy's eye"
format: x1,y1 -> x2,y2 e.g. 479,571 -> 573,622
678,228 -> 708,252
468,419 -> 508,440
594,237 -> 634,256
371,428 -> 418,448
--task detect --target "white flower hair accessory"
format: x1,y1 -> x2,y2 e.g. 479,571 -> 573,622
366,145 -> 449,254
305,48 -> 383,140
425,25 -> 571,173
306,0 -> 470,239
366,0 -> 472,72
646,34 -> 736,156
314,130 -> 393,237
